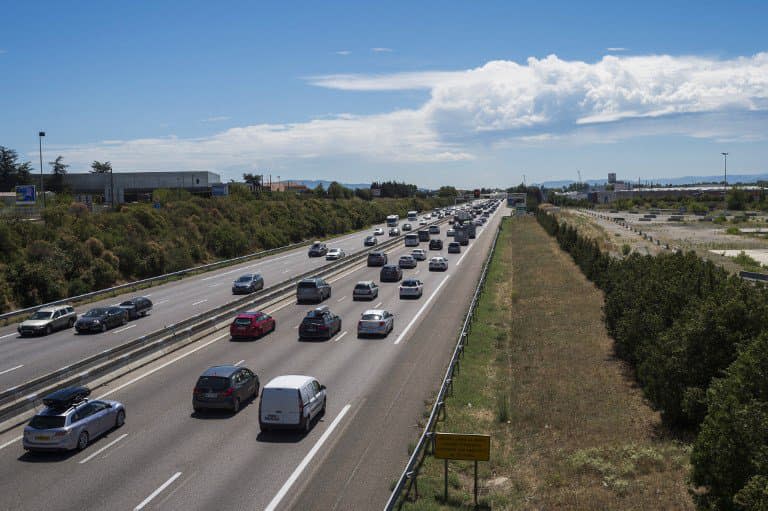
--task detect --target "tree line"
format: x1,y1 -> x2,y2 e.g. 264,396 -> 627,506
536,209 -> 768,510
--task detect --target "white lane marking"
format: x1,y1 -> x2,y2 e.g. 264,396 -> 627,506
234,359 -> 245,366
144,294 -> 152,297
153,299 -> 169,306
206,283 -> 222,288
337,296 -> 346,303
265,299 -> 294,315
334,331 -> 348,343
0,333 -> 17,340
0,364 -> 23,376
134,471 -> 182,511
282,269 -> 290,273
374,301 -> 382,308
78,433 -> 128,464
98,333 -> 229,399
414,270 -> 420,275
113,324 -> 136,334
294,324 -> 300,329
394,274 -> 452,345
191,299 -> 208,306
264,404 -> 352,511
0,435 -> 22,450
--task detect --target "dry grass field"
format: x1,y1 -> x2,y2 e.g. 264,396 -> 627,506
401,216 -> 693,510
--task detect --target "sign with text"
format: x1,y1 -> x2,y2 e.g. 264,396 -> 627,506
15,185 -> 36,205
434,433 -> 490,461
211,183 -> 229,196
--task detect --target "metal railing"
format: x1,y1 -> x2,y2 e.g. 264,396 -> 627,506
383,220 -> 503,510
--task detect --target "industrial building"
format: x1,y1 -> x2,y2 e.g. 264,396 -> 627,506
62,171 -> 221,204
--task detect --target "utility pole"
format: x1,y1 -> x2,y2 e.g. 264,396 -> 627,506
722,152 -> 729,214
38,131 -> 46,207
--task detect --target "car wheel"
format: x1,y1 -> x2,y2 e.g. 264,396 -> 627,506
115,410 -> 125,428
193,406 -> 202,414
45,325 -> 52,335
122,316 -> 128,326
232,398 -> 241,413
304,414 -> 311,433
101,323 -> 107,333
321,397 -> 327,416
77,431 -> 89,451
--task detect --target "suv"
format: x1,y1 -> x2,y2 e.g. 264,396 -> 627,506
398,255 -> 417,269
367,251 -> 388,267
353,281 -> 379,301
296,277 -> 331,304
389,227 -> 400,236
402,223 -> 412,231
364,235 -> 378,247
411,248 -> 427,261
448,242 -> 461,253
23,386 -> 126,452
298,306 -> 342,340
193,365 -> 260,413
18,305 -> 77,336
380,264 -> 403,282
232,273 -> 264,294
308,242 -> 328,257
417,229 -> 430,242
118,297 -> 153,320
429,225 -> 440,235
429,239 -> 444,250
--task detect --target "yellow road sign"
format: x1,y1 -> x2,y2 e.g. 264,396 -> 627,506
434,433 -> 490,461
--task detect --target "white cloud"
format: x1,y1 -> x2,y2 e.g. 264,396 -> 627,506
201,116 -> 231,122
335,50 -> 351,56
371,47 -> 393,53
606,47 -> 628,52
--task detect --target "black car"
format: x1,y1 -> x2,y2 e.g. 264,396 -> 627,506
232,273 -> 264,294
448,242 -> 461,253
298,306 -> 342,340
380,264 -> 403,282
367,251 -> 388,267
308,242 -> 328,257
193,365 -> 260,413
364,236 -> 378,247
429,239 -> 444,250
402,223 -> 413,231
118,296 -> 153,320
75,307 -> 128,333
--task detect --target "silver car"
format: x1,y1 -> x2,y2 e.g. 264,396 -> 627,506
23,387 -> 126,452
18,305 -> 77,336
357,309 -> 394,338
411,249 -> 427,261
429,256 -> 448,271
326,248 -> 346,260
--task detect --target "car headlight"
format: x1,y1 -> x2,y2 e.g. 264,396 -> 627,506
93,319 -> 100,324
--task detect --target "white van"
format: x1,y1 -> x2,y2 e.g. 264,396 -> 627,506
404,233 -> 419,247
259,375 -> 327,432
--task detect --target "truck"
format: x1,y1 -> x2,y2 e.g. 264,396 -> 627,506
465,221 -> 476,239
386,214 -> 400,227
417,229 -> 431,242
407,210 -> 418,222
454,210 -> 471,224
454,225 -> 469,245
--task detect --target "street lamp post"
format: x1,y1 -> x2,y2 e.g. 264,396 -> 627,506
722,152 -> 729,214
38,131 -> 45,208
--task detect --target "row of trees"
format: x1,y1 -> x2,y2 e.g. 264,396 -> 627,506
536,209 -> 768,510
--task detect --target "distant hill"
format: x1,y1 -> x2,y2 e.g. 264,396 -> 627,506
539,173 -> 768,189
285,179 -> 370,190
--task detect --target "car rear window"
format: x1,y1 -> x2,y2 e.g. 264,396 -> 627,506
261,388 -> 300,409
362,314 -> 382,320
298,281 -> 318,289
29,415 -> 66,429
354,284 -> 370,290
402,280 -> 417,286
196,376 -> 230,390
234,318 -> 252,326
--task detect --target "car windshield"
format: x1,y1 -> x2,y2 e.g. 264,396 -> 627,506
119,301 -> 135,307
311,243 -> 322,249
234,318 -> 252,326
400,256 -> 412,261
83,308 -> 107,317
306,309 -> 326,318
29,415 -> 66,429
29,311 -> 53,320
362,314 -> 382,321
196,376 -> 230,390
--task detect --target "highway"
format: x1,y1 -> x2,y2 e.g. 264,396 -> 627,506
0,219 -> 395,391
0,203 -> 505,511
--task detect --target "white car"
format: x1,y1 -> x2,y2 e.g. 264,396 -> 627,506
357,309 -> 394,338
373,227 -> 385,236
325,248 -> 346,260
419,220 -> 428,226
259,375 -> 327,432
429,256 -> 448,272
411,249 -> 427,261
447,228 -> 456,237
399,279 -> 424,299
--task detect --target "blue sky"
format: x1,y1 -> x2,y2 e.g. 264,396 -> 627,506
1,0 -> 767,188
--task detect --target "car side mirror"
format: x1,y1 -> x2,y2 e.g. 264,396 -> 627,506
320,385 -> 326,391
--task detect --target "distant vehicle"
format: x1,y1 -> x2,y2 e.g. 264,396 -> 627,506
404,233 -> 420,247
428,225 -> 440,235
357,309 -> 394,338
386,214 -> 400,227
454,226 -> 469,245
418,230 -> 430,242
326,248 -> 346,260
373,227 -> 385,236
398,255 -> 417,269
296,277 -> 331,304
429,239 -> 444,250
353,280 -> 379,301
367,251 -> 388,267
411,249 -> 427,261
446,228 -> 456,237
18,305 -> 76,336
419,220 -> 428,226
23,386 -> 125,452
389,227 -> 400,236
380,264 -> 403,282
259,375 -> 326,432
402,223 -> 413,231
193,365 -> 259,413
429,256 -> 448,271
118,297 -> 153,320
364,235 -> 378,246
298,306 -> 342,340
230,311 -> 275,340
232,273 -> 264,294
308,242 -> 328,257
75,307 -> 128,333
407,210 -> 418,221
399,279 -> 424,299
448,242 -> 461,253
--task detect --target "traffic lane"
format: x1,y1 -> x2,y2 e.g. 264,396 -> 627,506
0,220 -> 464,509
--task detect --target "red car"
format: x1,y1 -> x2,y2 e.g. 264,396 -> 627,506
230,311 -> 276,340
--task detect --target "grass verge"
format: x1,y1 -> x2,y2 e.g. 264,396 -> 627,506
400,216 -> 693,510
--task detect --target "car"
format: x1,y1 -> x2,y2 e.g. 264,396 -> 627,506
429,256 -> 448,271
373,227 -> 385,236
404,233 -> 420,247
380,264 -> 403,282
118,297 -> 153,320
429,239 -> 444,250
232,273 -> 264,294
367,251 -> 388,267
259,375 -> 326,432
353,281 -> 379,301
75,307 -> 128,333
419,220 -> 428,226
18,305 -> 77,336
364,235 -> 378,246
429,225 -> 440,235
418,229 -> 431,242
326,248 -> 346,260
474,218 -> 483,226
424,214 -> 432,220
389,227 -> 400,236
402,223 -> 413,231
298,306 -> 342,340
411,248 -> 427,261
448,242 -> 461,253
296,277 -> 331,304
357,309 -> 394,338
23,386 -> 125,452
446,228 -> 456,237
398,255 -> 417,269
230,311 -> 276,340
448,218 -> 455,225
308,242 -> 328,257
193,365 -> 259,413
399,279 -> 424,299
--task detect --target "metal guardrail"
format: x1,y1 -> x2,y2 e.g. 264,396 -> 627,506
383,220 -> 502,510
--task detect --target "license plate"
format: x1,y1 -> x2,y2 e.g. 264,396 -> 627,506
307,326 -> 316,331
237,327 -> 246,330
265,414 -> 279,421
204,393 -> 218,398
35,435 -> 50,441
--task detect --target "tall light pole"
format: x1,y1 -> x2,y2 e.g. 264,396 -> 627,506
38,131 -> 46,207
722,152 -> 728,214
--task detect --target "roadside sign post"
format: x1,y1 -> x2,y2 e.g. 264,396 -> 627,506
434,432 -> 490,507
